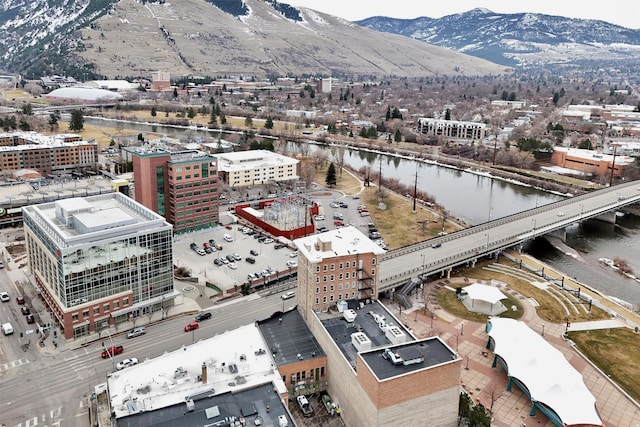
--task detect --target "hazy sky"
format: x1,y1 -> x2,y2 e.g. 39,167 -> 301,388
283,0 -> 640,29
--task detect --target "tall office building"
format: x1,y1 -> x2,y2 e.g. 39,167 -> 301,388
127,147 -> 220,233
22,193 -> 175,339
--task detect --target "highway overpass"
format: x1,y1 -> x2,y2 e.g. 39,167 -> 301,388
378,180 -> 640,294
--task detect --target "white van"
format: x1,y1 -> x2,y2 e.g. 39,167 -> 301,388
2,322 -> 14,335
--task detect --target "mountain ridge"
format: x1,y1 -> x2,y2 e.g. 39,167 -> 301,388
356,8 -> 640,69
0,0 -> 506,80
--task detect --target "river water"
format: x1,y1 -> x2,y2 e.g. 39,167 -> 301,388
86,118 -> 640,306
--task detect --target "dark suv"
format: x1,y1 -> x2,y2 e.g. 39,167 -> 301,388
195,312 -> 212,322
250,249 -> 259,256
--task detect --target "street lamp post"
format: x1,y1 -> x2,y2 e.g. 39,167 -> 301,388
102,330 -> 116,372
542,324 -> 545,337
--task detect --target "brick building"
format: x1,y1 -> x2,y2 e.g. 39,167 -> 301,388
127,147 -> 220,233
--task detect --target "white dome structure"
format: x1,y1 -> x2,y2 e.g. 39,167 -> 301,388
45,86 -> 123,102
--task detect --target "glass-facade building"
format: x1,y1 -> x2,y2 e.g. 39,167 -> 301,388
22,193 -> 175,339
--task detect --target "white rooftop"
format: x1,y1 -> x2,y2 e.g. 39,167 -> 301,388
216,150 -> 299,172
294,226 -> 386,263
107,323 -> 286,419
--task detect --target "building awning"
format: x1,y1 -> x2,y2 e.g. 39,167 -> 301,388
110,290 -> 180,318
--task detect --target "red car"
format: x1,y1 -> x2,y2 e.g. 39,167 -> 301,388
16,296 -> 25,305
101,345 -> 124,359
184,321 -> 199,332
334,220 -> 344,227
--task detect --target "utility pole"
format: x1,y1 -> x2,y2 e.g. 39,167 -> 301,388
378,156 -> 383,188
412,164 -> 419,212
609,145 -> 617,187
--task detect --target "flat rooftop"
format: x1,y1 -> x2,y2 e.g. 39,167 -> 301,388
295,226 -> 386,263
107,323 -> 289,424
361,338 -> 457,380
22,192 -> 168,248
258,309 -> 326,367
319,299 -> 414,369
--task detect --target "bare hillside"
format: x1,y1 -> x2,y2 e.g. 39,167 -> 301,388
78,0 -> 507,78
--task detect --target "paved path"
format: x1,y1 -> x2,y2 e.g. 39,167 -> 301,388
389,275 -> 640,427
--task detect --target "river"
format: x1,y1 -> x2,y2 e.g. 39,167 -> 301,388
85,117 -> 640,306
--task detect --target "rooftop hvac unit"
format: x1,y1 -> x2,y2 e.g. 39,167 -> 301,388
351,332 -> 372,352
343,309 -> 357,323
186,399 -> 195,412
385,325 -> 407,345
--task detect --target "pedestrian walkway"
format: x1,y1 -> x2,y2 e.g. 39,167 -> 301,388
388,274 -> 640,427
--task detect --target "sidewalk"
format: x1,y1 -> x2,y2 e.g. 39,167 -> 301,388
386,275 -> 640,427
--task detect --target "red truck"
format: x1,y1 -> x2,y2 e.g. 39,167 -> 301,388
101,345 -> 124,358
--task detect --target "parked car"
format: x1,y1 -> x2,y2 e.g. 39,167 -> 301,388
290,251 -> 298,258
16,296 -> 25,305
101,345 -> 124,359
281,291 -> 296,300
228,262 -> 238,270
190,242 -> 199,251
250,249 -> 259,256
339,202 -> 348,208
184,321 -> 199,332
317,226 -> 328,233
297,395 -> 314,417
286,260 -> 298,268
203,243 -> 213,254
195,312 -> 212,322
0,292 -> 9,302
314,215 -> 325,221
263,238 -> 274,244
126,327 -> 146,339
333,212 -> 343,219
253,233 -> 263,239
274,243 -> 286,249
431,242 -> 442,248
196,248 -> 206,256
116,358 -> 138,370
245,257 -> 256,264
223,234 -> 234,242
208,239 -> 217,246
220,257 -> 230,265
213,243 -> 222,250
334,220 -> 344,227
26,314 -> 35,324
214,258 -> 222,266
232,253 -> 242,261
226,254 -> 235,262
21,306 -> 30,315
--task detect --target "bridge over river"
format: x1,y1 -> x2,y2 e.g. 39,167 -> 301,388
378,180 -> 640,295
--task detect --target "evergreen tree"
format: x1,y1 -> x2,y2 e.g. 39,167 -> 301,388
367,127 -> 378,139
391,107 -> 403,120
69,109 -> 84,132
48,113 -> 59,131
150,107 -> 157,117
325,163 -> 337,187
19,117 -> 30,131
173,87 -> 178,98
21,103 -> 33,115
444,108 -> 451,120
187,107 -> 196,118
385,106 -> 391,121
220,113 -> 227,124
264,116 -> 274,129
245,115 -> 253,128
394,129 -> 402,142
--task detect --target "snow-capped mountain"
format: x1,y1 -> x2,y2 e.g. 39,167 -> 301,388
356,8 -> 640,69
0,0 -> 506,79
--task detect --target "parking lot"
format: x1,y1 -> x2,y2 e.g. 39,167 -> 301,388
172,186 -> 382,295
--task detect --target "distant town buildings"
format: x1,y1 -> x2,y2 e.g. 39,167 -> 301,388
0,131 -> 98,177
416,118 -> 487,140
550,147 -> 634,177
127,146 -> 220,233
216,150 -> 299,189
22,193 -> 175,339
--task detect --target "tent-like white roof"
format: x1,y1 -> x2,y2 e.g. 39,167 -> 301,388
464,283 -> 507,304
487,318 -> 603,427
45,86 -> 123,102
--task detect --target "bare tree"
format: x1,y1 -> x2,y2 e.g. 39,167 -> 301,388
330,145 -> 346,176
311,150 -> 328,171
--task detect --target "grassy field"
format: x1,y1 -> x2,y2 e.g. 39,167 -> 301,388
569,328 -> 640,402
